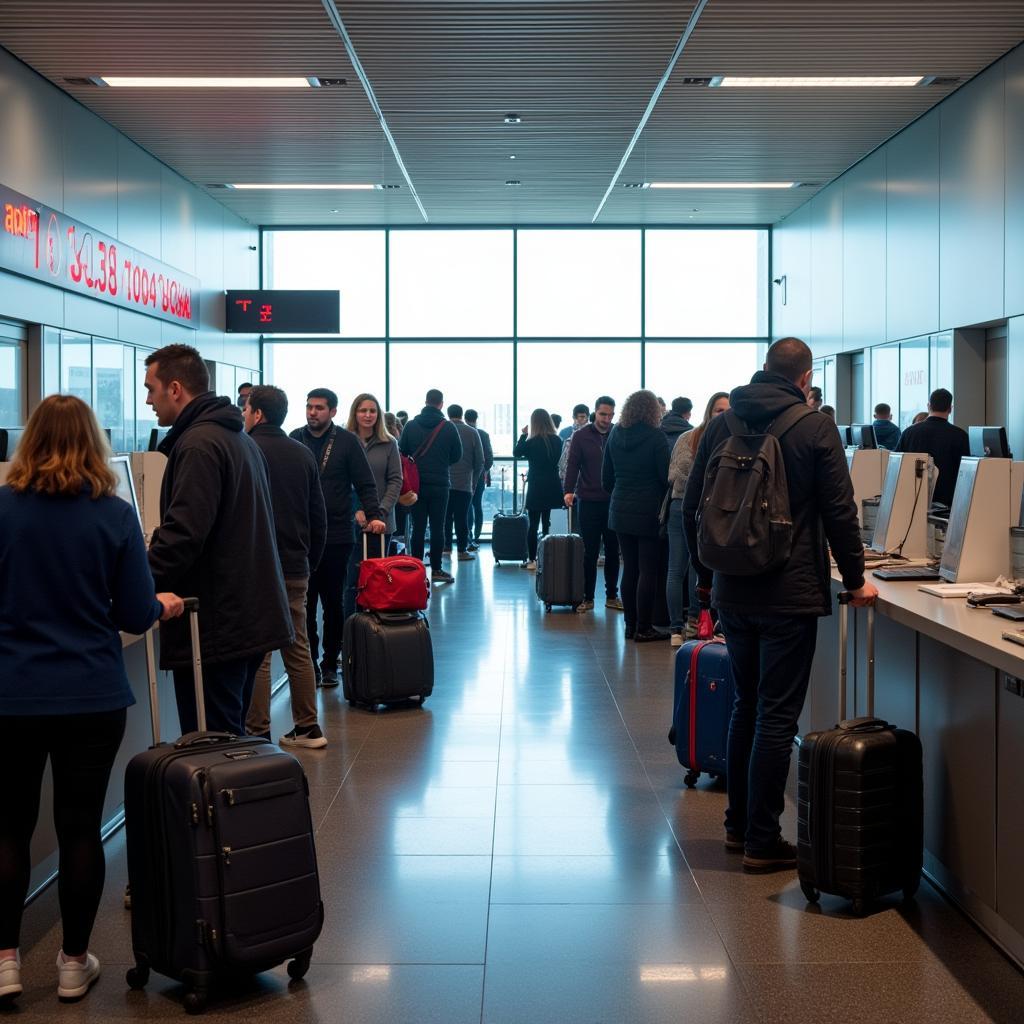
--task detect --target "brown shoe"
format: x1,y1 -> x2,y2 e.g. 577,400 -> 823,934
742,839 -> 798,874
724,832 -> 744,852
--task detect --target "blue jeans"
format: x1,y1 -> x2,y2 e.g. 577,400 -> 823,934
717,611 -> 819,852
666,499 -> 690,630
173,653 -> 265,737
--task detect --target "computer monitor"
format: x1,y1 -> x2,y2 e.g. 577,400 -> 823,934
110,454 -> 142,526
147,428 -> 167,451
836,424 -> 852,446
0,428 -> 7,462
851,424 -> 877,450
968,425 -> 1011,459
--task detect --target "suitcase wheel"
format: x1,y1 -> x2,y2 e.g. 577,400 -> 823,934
184,988 -> 208,1015
418,695 -> 428,707
683,770 -> 699,788
851,898 -> 867,918
545,603 -> 552,612
287,950 -> 312,982
800,880 -> 820,904
125,964 -> 149,990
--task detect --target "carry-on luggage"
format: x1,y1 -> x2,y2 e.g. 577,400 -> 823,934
342,609 -> 434,709
124,600 -> 323,1014
797,593 -> 923,916
668,636 -> 735,788
536,504 -> 585,611
355,533 -> 430,612
492,466 -> 529,564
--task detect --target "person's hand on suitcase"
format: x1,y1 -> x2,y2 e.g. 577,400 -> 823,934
848,582 -> 879,607
563,493 -> 575,508
365,518 -> 387,535
157,593 -> 185,620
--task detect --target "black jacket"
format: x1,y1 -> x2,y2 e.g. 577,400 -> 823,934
682,371 -> 865,617
249,424 -> 327,578
398,406 -> 463,488
896,416 -> 970,507
601,422 -> 670,535
661,413 -> 693,443
478,427 -> 494,474
149,393 -> 293,668
290,423 -> 381,545
514,433 -> 564,511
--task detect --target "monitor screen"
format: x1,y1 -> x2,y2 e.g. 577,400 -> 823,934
110,455 -> 141,526
968,425 -> 1010,458
147,428 -> 168,451
851,424 -> 877,449
836,424 -> 852,446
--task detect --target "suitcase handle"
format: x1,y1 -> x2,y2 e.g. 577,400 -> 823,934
174,731 -> 236,749
362,531 -> 387,561
837,592 -> 875,721
143,596 -> 204,746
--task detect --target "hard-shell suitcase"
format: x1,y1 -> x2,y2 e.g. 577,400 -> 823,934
535,506 -> 585,611
797,593 -> 923,916
342,610 -> 434,709
125,600 -> 323,1014
492,467 -> 529,564
668,637 -> 735,788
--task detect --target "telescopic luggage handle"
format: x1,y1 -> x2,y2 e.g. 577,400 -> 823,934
837,592 -> 875,720
362,530 -> 387,560
144,596 -> 205,745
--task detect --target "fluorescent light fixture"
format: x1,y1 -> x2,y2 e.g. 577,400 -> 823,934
648,182 -> 796,189
226,183 -> 377,190
710,75 -> 924,88
99,76 -> 319,88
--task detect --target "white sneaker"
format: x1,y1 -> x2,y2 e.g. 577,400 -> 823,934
57,950 -> 100,1000
0,953 -> 21,1002
524,560 -> 537,572
670,631 -> 684,647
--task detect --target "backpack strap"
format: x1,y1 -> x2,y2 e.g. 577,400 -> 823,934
413,421 -> 446,461
722,411 -> 749,437
768,403 -> 815,440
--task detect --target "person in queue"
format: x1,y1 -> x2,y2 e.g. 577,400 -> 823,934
399,389 -> 463,584
0,396 -> 184,1003
871,403 -> 901,450
290,388 -> 385,687
145,344 -> 292,734
666,391 -> 729,645
464,409 -> 493,550
345,393 -> 403,613
601,390 -> 671,642
896,388 -> 970,508
559,404 -> 589,442
563,395 -> 622,613
236,382 -> 253,409
243,385 -> 328,748
443,404 -> 484,562
661,396 -> 693,444
806,386 -> 823,411
683,337 -> 876,873
384,411 -> 402,439
514,409 -> 564,571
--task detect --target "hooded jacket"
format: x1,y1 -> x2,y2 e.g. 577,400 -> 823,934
149,393 -> 293,668
399,405 -> 463,488
601,422 -> 671,535
661,412 -> 693,443
682,371 -> 865,617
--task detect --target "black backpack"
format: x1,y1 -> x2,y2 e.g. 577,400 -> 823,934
696,404 -> 814,576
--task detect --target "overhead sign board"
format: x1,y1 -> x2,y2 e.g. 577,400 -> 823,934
0,182 -> 199,326
225,290 -> 340,334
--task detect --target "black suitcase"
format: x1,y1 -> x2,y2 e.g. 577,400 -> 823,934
342,610 -> 434,709
536,506 -> 585,611
125,600 -> 323,1014
492,467 -> 529,564
797,594 -> 923,916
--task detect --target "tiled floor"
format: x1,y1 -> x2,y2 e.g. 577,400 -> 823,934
10,552 -> 1024,1022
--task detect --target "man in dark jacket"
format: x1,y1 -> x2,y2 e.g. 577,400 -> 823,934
244,386 -> 328,748
465,408 -> 493,548
871,403 -> 901,451
399,389 -> 462,583
896,388 -> 969,507
683,337 -> 876,874
563,396 -> 621,613
290,388 -> 384,687
144,344 -> 293,736
661,397 -> 693,443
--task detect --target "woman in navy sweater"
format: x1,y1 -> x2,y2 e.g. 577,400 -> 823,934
0,395 -> 182,1004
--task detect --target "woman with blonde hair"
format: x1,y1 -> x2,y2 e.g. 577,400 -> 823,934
602,389 -> 671,641
0,395 -> 182,1003
513,408 -> 563,569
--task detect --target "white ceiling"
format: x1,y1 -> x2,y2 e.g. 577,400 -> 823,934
1,0 -> 1023,226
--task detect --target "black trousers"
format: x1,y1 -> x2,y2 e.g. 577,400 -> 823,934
307,541 -> 355,666
173,653 -> 264,736
527,509 -> 551,560
411,484 -> 450,570
577,499 -> 620,601
444,489 -> 473,552
617,532 -> 662,632
0,708 -> 127,953
470,474 -> 486,541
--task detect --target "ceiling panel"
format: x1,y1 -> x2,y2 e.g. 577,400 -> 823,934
1,0 -> 1022,225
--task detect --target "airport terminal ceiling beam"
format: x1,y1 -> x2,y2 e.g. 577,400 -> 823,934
319,0 -> 429,222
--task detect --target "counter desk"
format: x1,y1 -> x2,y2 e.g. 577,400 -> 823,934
805,573 -> 1024,968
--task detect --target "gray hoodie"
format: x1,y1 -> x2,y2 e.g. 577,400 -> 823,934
449,420 -> 484,493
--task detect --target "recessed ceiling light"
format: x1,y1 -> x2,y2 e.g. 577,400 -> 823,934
99,76 -> 321,88
505,180 -> 521,186
225,183 -> 378,190
648,181 -> 795,189
504,113 -> 522,123
709,75 -> 924,88
509,154 -> 517,160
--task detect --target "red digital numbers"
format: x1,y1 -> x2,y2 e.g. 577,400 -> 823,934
259,303 -> 273,323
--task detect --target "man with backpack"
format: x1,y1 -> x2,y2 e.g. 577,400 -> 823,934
682,337 -> 875,874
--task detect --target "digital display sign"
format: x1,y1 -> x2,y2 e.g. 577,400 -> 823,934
225,290 -> 340,333
0,182 -> 199,326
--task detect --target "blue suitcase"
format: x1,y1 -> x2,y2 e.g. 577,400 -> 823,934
668,638 -> 735,788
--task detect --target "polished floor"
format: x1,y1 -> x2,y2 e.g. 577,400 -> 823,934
11,551 -> 1024,1022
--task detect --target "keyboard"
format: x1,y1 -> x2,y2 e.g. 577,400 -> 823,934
873,567 -> 942,582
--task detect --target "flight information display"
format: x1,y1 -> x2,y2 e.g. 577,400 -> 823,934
225,290 -> 340,333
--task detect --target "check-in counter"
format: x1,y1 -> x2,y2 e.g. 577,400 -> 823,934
804,574 -> 1024,969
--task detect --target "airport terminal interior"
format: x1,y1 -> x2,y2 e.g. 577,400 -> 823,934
5,1 -> 1024,1021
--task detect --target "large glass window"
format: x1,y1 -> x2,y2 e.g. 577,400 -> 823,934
0,342 -> 25,431
643,342 -> 762,422
645,230 -> 768,337
389,230 -> 513,338
390,342 -> 514,456
899,336 -> 930,430
262,342 -> 386,434
870,343 -> 900,424
93,340 -> 133,452
60,332 -> 92,403
517,230 -> 641,337
264,230 -> 386,337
